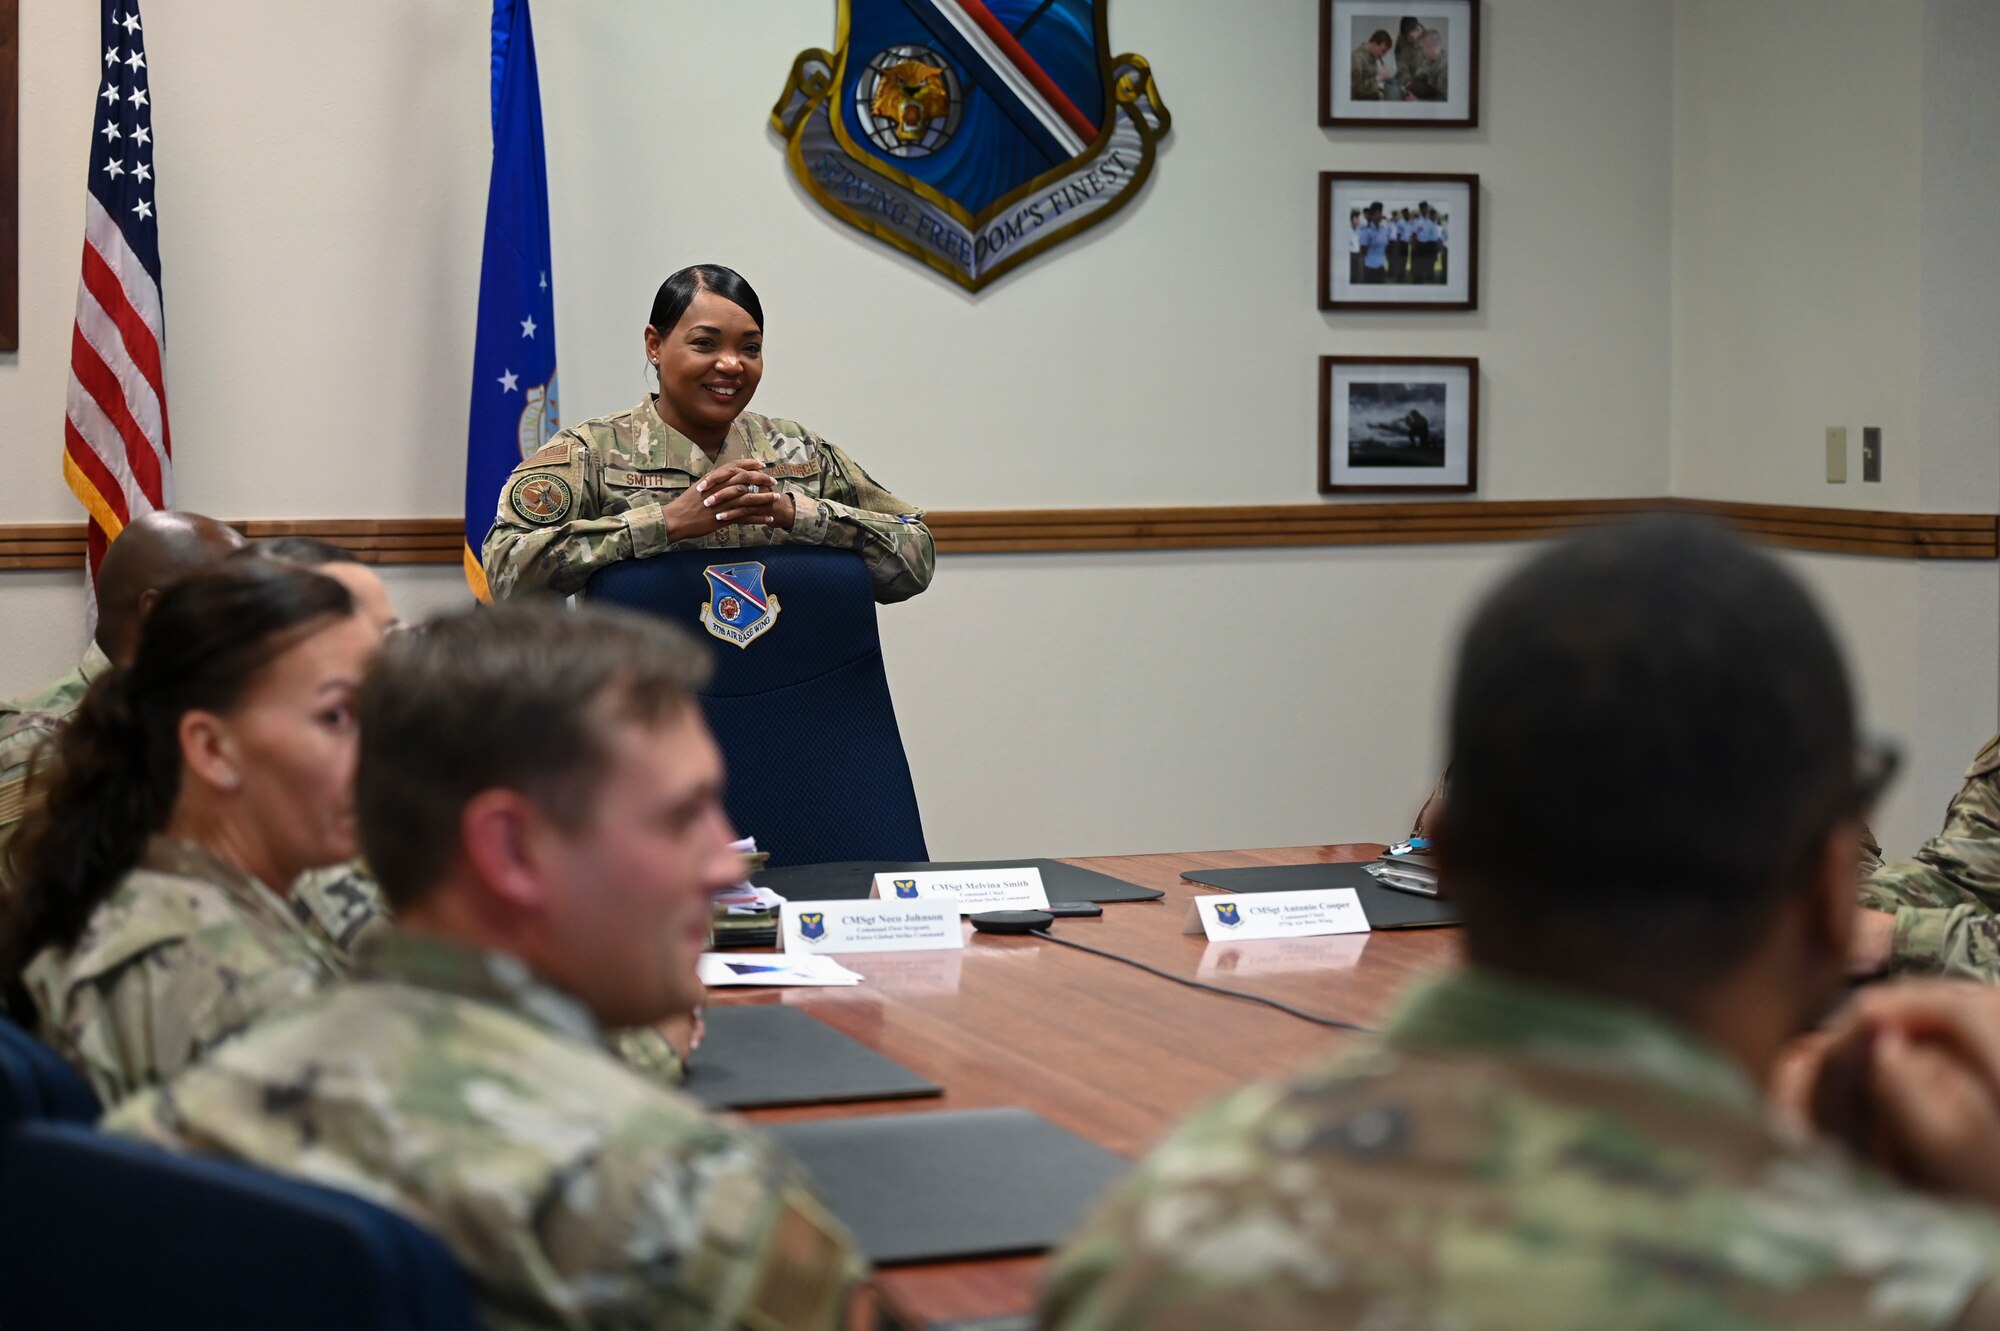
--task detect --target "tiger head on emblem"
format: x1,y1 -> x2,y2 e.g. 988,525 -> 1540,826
871,59 -> 950,142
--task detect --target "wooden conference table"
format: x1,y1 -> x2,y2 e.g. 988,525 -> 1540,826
709,843 -> 1463,1329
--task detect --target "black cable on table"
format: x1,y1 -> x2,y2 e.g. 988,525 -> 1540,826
1028,930 -> 1374,1034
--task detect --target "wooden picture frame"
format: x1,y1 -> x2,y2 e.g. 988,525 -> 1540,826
1320,0 -> 1480,129
1319,355 -> 1479,494
1320,172 -> 1477,312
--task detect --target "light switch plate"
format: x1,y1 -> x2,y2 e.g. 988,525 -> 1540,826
1826,427 -> 1847,483
1862,427 -> 1882,483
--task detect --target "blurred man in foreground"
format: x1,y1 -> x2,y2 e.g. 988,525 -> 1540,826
1046,519 -> 2000,1330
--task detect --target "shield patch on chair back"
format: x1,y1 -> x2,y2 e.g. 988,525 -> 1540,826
700,562 -> 782,648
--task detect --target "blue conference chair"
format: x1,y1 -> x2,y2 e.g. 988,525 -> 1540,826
0,1014 -> 100,1126
0,1122 -> 484,1331
586,545 -> 928,866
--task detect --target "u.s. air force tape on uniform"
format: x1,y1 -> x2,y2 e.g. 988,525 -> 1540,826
869,867 -> 1049,913
1183,888 -> 1372,941
781,900 -> 965,955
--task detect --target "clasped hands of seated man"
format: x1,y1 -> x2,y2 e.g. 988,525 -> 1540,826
661,460 -> 796,542
1776,982 -> 2000,1207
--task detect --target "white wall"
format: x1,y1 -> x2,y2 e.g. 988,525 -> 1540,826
1671,0 -> 2000,854
4,1 -> 1991,860
885,544 -> 1520,857
540,0 -> 1673,509
1670,0 -> 1924,509
1918,0 -> 2000,520
1908,0 -> 2000,850
0,0 -> 1682,858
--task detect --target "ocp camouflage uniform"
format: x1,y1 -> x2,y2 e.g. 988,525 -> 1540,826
1406,49 -> 1449,101
1350,44 -> 1384,100
108,931 -> 865,1331
0,643 -> 112,861
1043,969 -> 2000,1331
287,859 -> 689,1083
24,836 -> 346,1107
290,859 -> 392,954
482,396 -> 934,604
1395,38 -> 1425,95
1860,733 -> 2000,977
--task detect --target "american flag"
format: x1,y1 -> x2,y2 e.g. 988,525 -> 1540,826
66,0 -> 171,613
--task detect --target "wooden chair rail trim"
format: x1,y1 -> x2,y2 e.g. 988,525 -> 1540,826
0,499 -> 1990,570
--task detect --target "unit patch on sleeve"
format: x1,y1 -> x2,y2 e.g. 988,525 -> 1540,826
509,472 -> 574,526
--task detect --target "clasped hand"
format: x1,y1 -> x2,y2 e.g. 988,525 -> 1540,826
1775,982 -> 2000,1207
664,460 -> 796,541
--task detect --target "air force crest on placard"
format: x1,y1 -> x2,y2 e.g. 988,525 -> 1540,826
1213,902 -> 1242,928
772,0 -> 1170,292
799,912 -> 827,941
700,562 -> 781,648
894,879 -> 921,899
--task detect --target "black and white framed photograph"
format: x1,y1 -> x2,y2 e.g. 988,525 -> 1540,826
1319,356 -> 1478,494
1320,172 -> 1477,311
1319,0 -> 1479,129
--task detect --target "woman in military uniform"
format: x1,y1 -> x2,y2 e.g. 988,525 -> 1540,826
0,558 -> 376,1104
482,265 -> 935,604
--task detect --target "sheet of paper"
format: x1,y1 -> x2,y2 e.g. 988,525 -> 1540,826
781,900 -> 966,955
1181,888 -> 1372,942
715,884 -> 788,916
712,836 -> 780,913
870,866 -> 1049,913
698,952 -> 863,988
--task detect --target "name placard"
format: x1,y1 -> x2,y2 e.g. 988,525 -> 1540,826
781,900 -> 966,955
870,867 -> 1050,914
1181,889 -> 1371,942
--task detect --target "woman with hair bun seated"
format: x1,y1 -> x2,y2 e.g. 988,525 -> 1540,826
481,263 -> 935,604
0,557 -> 381,1105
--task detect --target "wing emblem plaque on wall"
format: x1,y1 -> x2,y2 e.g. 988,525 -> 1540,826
773,0 -> 1170,292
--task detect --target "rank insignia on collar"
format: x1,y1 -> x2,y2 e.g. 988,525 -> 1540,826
509,472 -> 573,526
772,0 -> 1170,292
701,561 -> 781,648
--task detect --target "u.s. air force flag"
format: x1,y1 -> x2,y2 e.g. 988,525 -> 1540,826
773,0 -> 1169,291
464,0 -> 558,599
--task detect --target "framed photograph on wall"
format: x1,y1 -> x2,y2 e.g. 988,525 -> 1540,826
1320,356 -> 1478,494
1321,172 -> 1477,311
1320,0 -> 1479,129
